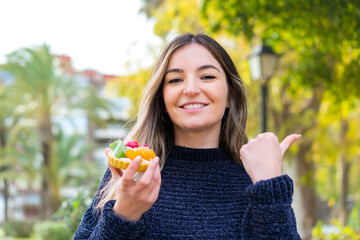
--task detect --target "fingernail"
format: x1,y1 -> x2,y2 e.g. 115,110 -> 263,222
134,157 -> 141,163
297,134 -> 302,139
153,157 -> 159,164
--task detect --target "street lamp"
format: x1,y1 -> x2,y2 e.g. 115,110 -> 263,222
248,45 -> 279,133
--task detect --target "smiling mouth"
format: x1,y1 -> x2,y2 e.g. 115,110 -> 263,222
181,103 -> 208,109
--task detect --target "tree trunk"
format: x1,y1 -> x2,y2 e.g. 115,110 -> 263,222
339,117 -> 349,226
4,179 -> 9,222
270,80 -> 324,239
295,140 -> 317,240
40,141 -> 51,219
39,119 -> 53,219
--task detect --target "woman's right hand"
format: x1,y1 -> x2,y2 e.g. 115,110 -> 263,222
108,156 -> 161,222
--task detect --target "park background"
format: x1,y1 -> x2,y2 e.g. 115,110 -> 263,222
0,0 -> 359,239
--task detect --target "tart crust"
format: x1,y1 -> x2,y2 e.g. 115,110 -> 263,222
105,148 -> 150,172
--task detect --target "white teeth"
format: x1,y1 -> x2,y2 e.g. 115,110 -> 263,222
183,104 -> 205,109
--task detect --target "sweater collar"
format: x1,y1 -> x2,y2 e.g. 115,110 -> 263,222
167,145 -> 231,163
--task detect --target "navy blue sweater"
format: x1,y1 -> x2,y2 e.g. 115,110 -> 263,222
74,146 -> 300,239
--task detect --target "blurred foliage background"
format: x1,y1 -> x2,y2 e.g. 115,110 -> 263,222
0,0 -> 359,239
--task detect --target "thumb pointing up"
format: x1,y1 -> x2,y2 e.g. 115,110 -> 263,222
280,134 -> 301,156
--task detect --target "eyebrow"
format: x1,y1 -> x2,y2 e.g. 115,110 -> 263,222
165,64 -> 220,75
165,68 -> 184,75
197,64 -> 220,72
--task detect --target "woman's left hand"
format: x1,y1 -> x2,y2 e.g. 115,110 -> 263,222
240,132 -> 301,184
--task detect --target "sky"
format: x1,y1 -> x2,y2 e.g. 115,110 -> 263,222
0,0 -> 161,76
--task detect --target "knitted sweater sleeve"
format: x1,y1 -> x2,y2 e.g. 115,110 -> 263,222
73,168 -> 148,240
242,174 -> 301,239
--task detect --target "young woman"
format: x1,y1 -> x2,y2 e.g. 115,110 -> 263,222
74,33 -> 301,239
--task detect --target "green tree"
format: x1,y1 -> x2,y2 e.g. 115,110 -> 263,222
50,128 -> 100,211
0,81 -> 13,222
1,44 -> 109,219
200,1 -> 360,238
0,76 -> 40,222
141,0 -> 208,39
105,68 -> 152,117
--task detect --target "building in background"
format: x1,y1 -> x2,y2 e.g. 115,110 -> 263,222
54,54 -> 131,164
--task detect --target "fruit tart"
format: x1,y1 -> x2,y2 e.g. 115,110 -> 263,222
105,139 -> 156,172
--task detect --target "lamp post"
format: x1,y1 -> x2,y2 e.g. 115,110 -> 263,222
248,45 -> 278,133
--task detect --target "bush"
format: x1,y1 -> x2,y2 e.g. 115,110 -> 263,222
3,220 -> 35,238
349,205 -> 360,232
53,186 -> 96,234
34,221 -> 72,240
312,220 -> 360,240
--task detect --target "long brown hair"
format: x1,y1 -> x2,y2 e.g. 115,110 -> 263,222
95,33 -> 248,210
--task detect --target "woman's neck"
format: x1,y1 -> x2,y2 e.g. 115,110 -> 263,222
173,127 -> 220,148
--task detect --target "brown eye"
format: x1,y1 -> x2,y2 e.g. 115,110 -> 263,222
201,75 -> 215,80
169,78 -> 182,84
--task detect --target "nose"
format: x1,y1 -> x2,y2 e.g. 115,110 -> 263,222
183,79 -> 200,95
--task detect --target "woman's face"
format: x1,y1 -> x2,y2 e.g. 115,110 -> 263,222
163,43 -> 229,138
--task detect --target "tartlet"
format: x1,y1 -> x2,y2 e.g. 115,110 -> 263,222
105,139 -> 155,172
